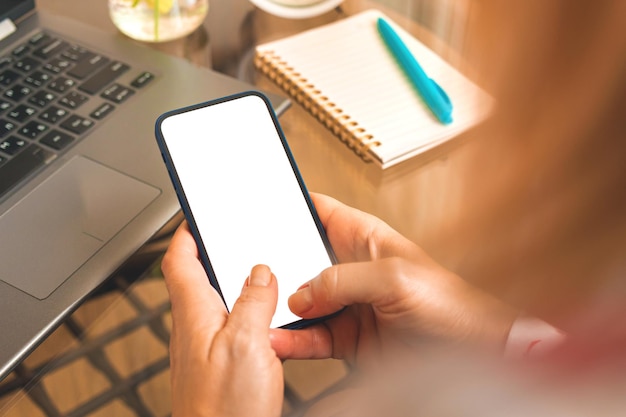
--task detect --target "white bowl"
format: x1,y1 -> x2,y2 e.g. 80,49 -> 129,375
249,0 -> 343,19
271,0 -> 325,5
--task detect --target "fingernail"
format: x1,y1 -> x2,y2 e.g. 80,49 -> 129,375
289,284 -> 313,314
248,265 -> 272,287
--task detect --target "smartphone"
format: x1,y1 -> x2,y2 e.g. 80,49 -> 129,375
155,91 -> 338,329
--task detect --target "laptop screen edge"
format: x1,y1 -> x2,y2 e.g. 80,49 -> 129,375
0,0 -> 35,23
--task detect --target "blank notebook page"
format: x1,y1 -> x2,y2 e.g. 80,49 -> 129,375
256,10 -> 493,168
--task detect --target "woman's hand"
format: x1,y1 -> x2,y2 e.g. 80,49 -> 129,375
162,222 -> 284,417
270,193 -> 518,365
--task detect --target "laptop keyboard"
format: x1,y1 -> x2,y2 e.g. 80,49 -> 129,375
0,31 -> 155,200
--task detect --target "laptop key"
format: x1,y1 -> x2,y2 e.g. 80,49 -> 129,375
0,69 -> 20,86
131,71 -> 155,88
0,119 -> 17,137
33,39 -> 69,60
0,136 -> 28,155
79,61 -> 130,95
59,91 -> 89,109
0,56 -> 14,69
14,56 -> 40,73
7,104 -> 37,122
4,84 -> 33,101
40,130 -> 74,150
39,106 -> 69,123
101,83 -> 135,103
0,144 -> 55,199
61,45 -> 91,62
11,44 -> 30,57
90,102 -> 115,120
24,70 -> 52,87
29,32 -> 52,46
29,90 -> 57,107
60,114 -> 94,134
0,100 -> 11,113
48,76 -> 76,93
67,54 -> 109,79
43,58 -> 73,74
19,121 -> 49,139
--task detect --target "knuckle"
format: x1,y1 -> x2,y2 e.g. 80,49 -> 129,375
238,286 -> 270,305
217,326 -> 263,358
384,256 -> 417,288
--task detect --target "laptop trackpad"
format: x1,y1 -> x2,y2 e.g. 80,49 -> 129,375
0,157 -> 160,299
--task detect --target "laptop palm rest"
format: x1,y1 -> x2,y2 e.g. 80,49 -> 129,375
0,156 -> 160,300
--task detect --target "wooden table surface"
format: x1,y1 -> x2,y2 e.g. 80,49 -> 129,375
3,0 -> 625,415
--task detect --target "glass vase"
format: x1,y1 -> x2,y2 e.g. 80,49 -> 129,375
109,0 -> 209,43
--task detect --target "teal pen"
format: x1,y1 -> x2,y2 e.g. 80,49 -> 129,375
376,17 -> 453,124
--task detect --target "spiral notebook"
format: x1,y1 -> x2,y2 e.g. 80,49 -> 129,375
254,9 -> 493,169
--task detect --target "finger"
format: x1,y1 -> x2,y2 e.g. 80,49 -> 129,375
269,326 -> 333,359
289,259 -> 409,318
310,193 -> 371,263
226,265 -> 279,332
309,192 -> 339,230
162,222 -> 227,336
309,193 -> 368,233
310,193 -> 420,263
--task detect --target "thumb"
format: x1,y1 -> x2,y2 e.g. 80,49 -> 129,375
226,264 -> 278,331
289,260 -> 401,318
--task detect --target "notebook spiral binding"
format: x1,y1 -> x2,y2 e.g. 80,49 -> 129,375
254,50 -> 382,163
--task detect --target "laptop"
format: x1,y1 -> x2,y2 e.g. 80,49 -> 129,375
0,0 -> 290,379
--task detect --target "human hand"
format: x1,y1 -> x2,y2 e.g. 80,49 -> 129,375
270,194 -> 518,364
162,222 -> 283,417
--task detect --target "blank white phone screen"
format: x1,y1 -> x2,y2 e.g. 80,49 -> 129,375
160,94 -> 333,328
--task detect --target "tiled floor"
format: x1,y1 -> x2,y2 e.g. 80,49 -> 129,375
0,265 -> 349,417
